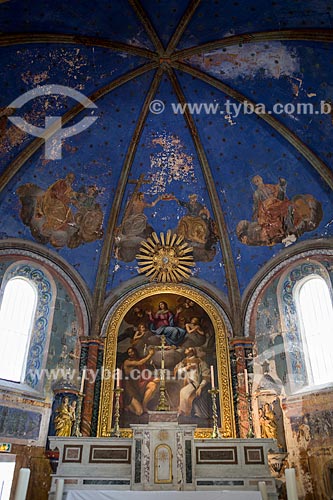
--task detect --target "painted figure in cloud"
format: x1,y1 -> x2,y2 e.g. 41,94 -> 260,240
146,301 -> 187,347
177,193 -> 215,241
17,173 -> 104,248
237,175 -> 322,247
37,173 -> 76,232
156,192 -> 218,262
121,191 -> 161,237
114,174 -> 175,262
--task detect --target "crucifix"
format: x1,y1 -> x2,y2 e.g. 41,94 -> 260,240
128,173 -> 151,193
156,335 -> 170,411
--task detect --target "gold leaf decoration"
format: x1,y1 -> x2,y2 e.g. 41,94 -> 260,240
136,229 -> 195,283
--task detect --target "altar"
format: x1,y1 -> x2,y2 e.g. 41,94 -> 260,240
48,412 -> 278,499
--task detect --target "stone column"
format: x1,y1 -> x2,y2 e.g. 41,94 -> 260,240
80,338 -> 104,437
91,343 -> 105,436
229,338 -> 254,438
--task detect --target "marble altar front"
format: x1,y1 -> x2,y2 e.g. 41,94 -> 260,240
48,412 -> 278,499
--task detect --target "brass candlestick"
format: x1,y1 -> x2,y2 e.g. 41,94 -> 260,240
208,388 -> 221,438
72,392 -> 84,437
112,387 -> 124,437
156,335 -> 170,411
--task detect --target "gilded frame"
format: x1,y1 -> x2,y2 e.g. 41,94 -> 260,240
97,283 -> 236,438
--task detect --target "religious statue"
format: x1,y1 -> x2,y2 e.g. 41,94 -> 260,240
54,396 -> 76,436
259,403 -> 278,440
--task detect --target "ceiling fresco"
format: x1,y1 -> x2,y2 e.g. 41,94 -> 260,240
0,0 -> 332,333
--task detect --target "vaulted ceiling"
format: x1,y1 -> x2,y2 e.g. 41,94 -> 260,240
0,0 -> 332,335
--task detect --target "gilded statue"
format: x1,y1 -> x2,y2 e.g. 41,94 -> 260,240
54,396 -> 76,437
259,402 -> 278,440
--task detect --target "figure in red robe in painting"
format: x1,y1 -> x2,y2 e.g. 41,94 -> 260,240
237,175 -> 322,247
251,175 -> 294,243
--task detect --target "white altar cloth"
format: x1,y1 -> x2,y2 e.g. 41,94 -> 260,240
67,491 -> 262,500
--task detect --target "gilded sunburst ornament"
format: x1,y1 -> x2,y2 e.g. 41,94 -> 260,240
136,230 -> 195,283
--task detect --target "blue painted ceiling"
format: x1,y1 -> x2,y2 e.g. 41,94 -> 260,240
0,0 -> 332,330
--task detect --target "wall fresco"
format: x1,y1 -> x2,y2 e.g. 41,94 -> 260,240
0,405 -> 42,440
254,278 -> 288,387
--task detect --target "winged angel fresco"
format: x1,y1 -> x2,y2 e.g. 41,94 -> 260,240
17,173 -> 104,248
237,175 -> 322,247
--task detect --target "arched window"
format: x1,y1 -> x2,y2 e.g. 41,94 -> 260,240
0,277 -> 37,382
295,276 -> 333,387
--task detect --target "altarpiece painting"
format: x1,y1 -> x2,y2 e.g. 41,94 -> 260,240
98,284 -> 235,438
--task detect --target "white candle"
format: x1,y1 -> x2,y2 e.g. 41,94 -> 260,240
258,481 -> 268,500
210,365 -> 215,388
116,368 -> 120,388
244,368 -> 249,394
285,468 -> 299,500
14,468 -> 30,500
80,368 -> 86,393
54,478 -> 64,500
